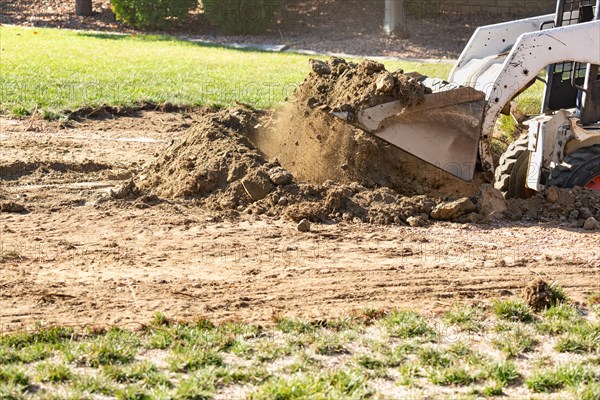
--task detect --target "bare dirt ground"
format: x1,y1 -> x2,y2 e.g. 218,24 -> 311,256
1,112 -> 599,333
1,0 -> 554,59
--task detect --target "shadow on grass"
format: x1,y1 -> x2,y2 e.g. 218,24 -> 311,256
75,31 -> 290,55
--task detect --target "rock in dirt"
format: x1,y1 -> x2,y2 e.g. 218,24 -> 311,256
430,198 -> 477,221
546,186 -> 560,204
309,59 -> 331,76
407,215 -> 426,227
479,184 -> 508,216
242,172 -> 274,202
583,217 -> 598,230
580,207 -> 593,220
0,201 -> 28,214
524,279 -> 552,311
458,212 -> 481,224
268,167 -> 293,186
297,219 -> 311,232
375,72 -> 395,94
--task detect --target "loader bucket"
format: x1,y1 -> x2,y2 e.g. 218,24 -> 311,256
333,83 -> 486,181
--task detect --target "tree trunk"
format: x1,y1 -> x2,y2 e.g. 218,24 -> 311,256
383,0 -> 409,37
75,0 -> 93,16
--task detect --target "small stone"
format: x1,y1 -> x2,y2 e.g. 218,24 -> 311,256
479,184 -> 508,216
297,219 -> 311,232
579,207 -> 593,220
458,212 -> 481,224
569,210 -> 580,220
268,167 -> 293,186
412,183 -> 424,195
406,216 -> 426,227
375,73 -> 395,94
546,186 -> 560,203
583,217 -> 598,230
242,173 -> 274,202
278,197 -> 288,206
431,198 -> 477,221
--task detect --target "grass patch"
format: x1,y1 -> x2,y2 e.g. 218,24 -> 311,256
526,364 -> 597,393
248,369 -> 372,400
487,360 -> 520,386
103,361 -> 171,387
0,26 -> 450,115
0,326 -> 74,349
174,371 -> 217,400
417,347 -> 453,368
536,303 -> 582,335
555,322 -> 600,354
67,328 -> 140,367
0,365 -> 30,386
492,300 -> 534,323
579,383 -> 600,400
169,349 -> 224,372
275,317 -> 317,334
381,310 -> 434,339
72,374 -> 117,396
313,332 -> 350,355
36,362 -> 73,383
442,304 -> 484,332
429,366 -> 481,386
492,325 -> 538,357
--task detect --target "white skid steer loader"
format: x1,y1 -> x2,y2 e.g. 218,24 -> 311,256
334,0 -> 600,198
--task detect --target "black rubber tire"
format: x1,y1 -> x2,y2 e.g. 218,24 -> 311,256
548,144 -> 600,189
494,134 -> 536,199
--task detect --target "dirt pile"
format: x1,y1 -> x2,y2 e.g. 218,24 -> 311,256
128,108 -> 437,224
506,186 -> 600,226
249,58 -> 480,197
125,106 -> 600,226
524,279 -> 553,311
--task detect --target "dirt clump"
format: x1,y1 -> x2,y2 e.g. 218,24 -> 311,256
524,279 -> 553,311
506,187 -> 600,225
126,107 -> 440,225
303,57 -> 429,119
0,201 -> 29,214
135,108 -> 268,200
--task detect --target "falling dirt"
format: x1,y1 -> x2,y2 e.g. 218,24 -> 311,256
302,57 -> 428,117
248,58 -> 482,198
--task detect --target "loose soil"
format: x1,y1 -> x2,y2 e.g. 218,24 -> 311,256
1,106 -> 599,331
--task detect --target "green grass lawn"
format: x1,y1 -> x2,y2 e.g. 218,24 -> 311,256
0,26 -> 452,116
1,299 -> 599,399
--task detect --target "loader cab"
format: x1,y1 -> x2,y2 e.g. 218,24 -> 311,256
542,0 -> 600,125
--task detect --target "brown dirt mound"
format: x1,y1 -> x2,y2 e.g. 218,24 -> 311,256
135,108 -> 266,199
524,279 -> 552,311
127,106 -> 600,226
131,107 -> 438,224
249,58 -> 481,197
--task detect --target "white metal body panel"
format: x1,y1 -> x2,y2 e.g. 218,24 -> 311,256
449,14 -> 555,82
